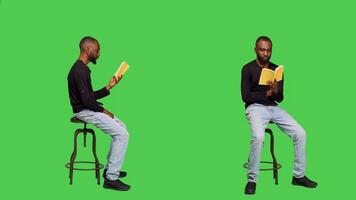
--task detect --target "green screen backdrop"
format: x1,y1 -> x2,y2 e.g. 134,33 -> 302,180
0,0 -> 355,199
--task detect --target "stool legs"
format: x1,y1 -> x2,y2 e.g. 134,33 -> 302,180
83,132 -> 87,147
69,129 -> 82,185
83,123 -> 87,147
87,128 -> 101,185
265,128 -> 279,185
68,127 -> 101,185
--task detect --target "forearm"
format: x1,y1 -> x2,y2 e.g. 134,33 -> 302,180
272,91 -> 284,102
81,92 -> 104,112
242,90 -> 269,104
94,86 -> 110,100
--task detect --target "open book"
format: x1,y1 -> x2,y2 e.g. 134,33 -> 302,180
258,65 -> 284,85
114,61 -> 130,81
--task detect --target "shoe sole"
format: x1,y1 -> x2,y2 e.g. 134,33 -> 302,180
245,192 -> 255,195
103,184 -> 131,191
292,182 -> 317,188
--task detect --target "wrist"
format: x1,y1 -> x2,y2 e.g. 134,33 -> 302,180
106,85 -> 112,91
266,90 -> 272,97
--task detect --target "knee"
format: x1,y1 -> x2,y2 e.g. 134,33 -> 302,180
295,127 -> 306,141
122,130 -> 129,140
118,129 -> 129,141
112,127 -> 129,141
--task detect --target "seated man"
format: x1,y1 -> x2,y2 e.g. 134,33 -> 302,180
67,36 -> 130,191
241,36 -> 317,195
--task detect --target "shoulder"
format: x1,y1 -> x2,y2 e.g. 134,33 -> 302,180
73,60 -> 89,72
242,60 -> 257,71
69,61 -> 90,79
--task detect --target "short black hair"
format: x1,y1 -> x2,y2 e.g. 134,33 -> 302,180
79,36 -> 98,51
255,36 -> 272,47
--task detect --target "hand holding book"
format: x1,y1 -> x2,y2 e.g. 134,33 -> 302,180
114,61 -> 130,81
266,80 -> 279,96
106,61 -> 130,91
106,76 -> 122,91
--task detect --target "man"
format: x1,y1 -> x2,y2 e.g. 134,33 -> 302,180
67,36 -> 130,191
241,36 -> 317,195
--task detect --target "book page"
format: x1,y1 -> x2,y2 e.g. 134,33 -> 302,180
259,68 -> 275,85
274,65 -> 284,82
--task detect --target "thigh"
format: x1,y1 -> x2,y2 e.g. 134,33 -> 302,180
76,110 -> 127,136
245,104 -> 271,136
271,107 -> 305,136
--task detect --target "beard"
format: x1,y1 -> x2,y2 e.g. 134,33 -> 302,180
257,55 -> 270,64
89,54 -> 97,65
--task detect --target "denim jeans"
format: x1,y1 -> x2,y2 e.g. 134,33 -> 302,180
75,109 -> 129,180
245,103 -> 306,182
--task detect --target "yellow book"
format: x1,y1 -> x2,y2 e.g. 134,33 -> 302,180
114,61 -> 130,81
258,65 -> 284,85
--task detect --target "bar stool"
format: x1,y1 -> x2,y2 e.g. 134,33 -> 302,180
65,117 -> 104,185
243,124 -> 282,185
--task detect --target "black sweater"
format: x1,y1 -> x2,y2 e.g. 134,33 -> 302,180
241,60 -> 284,108
67,60 -> 110,113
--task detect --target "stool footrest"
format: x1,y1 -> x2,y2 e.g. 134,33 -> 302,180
243,161 -> 282,171
65,161 -> 104,171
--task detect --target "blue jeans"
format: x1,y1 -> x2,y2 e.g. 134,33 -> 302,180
245,103 -> 306,182
75,109 -> 129,180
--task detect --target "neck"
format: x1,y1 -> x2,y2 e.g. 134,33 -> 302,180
256,59 -> 269,68
79,54 -> 89,65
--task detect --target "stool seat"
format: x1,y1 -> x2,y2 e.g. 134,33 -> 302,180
70,117 -> 85,124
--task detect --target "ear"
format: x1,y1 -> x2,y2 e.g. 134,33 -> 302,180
84,47 -> 90,54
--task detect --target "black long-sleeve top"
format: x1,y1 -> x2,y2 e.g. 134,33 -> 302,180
241,60 -> 284,108
67,60 -> 110,113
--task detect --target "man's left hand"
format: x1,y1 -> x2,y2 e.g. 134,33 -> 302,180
267,80 -> 279,95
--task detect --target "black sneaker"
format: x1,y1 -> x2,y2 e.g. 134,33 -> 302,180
103,178 -> 131,191
102,168 -> 127,179
292,176 -> 318,188
244,182 -> 256,195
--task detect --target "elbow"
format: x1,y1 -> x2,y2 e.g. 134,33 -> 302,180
242,94 -> 249,103
82,98 -> 99,111
276,95 -> 284,103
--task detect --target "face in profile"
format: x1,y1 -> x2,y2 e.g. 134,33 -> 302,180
255,40 -> 272,63
88,42 -> 101,64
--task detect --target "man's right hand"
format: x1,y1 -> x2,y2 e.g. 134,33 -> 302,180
103,108 -> 114,119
